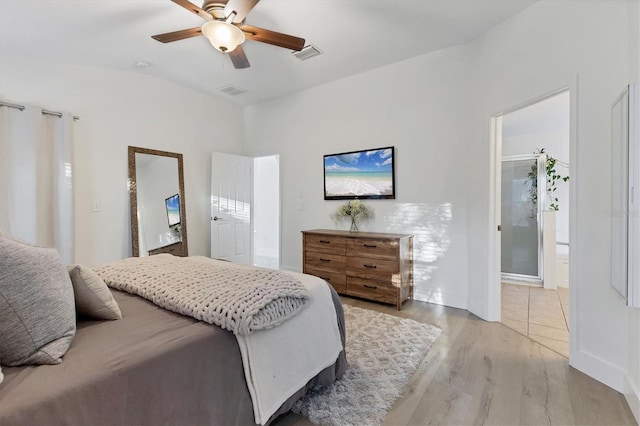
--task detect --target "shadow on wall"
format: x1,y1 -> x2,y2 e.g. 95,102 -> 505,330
382,203 -> 452,303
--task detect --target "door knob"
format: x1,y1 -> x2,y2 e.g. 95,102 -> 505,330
213,216 -> 223,221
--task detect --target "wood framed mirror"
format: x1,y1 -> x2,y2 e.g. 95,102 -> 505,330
128,146 -> 188,257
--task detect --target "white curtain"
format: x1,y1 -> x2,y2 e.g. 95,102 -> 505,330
0,104 -> 74,263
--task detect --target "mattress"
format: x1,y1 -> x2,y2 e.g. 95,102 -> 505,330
0,287 -> 346,425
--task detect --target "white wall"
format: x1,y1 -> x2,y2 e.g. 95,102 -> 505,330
0,55 -> 244,266
246,44 -> 473,309
502,91 -> 570,163
245,0 -> 639,416
465,0 -> 639,414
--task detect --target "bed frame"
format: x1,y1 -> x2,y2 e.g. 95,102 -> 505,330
0,289 -> 346,425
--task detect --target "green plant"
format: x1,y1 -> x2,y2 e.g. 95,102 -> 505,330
527,148 -> 570,211
335,200 -> 374,231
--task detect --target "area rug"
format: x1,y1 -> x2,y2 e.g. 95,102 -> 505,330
291,304 -> 442,426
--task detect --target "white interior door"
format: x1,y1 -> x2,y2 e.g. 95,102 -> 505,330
211,152 -> 252,264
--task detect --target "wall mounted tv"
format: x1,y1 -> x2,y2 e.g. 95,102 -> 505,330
165,194 -> 181,227
324,146 -> 395,200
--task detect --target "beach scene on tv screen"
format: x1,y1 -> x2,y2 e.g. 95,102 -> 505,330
325,148 -> 393,197
166,195 -> 181,226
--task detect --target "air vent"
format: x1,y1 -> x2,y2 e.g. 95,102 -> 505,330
218,85 -> 247,97
292,44 -> 323,61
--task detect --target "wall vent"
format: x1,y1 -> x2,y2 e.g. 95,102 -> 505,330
218,85 -> 247,96
292,44 -> 323,61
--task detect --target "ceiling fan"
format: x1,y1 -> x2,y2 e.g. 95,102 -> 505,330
152,0 -> 305,69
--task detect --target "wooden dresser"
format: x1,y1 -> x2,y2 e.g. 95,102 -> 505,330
148,241 -> 185,257
302,229 -> 413,310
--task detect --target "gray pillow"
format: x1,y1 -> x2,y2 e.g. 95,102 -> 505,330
0,236 -> 76,366
67,264 -> 122,320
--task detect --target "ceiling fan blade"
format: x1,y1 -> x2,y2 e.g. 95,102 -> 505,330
224,0 -> 260,23
171,0 -> 212,21
152,27 -> 202,43
228,45 -> 250,69
240,25 -> 305,51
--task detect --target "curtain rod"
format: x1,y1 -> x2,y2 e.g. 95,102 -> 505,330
0,101 -> 80,121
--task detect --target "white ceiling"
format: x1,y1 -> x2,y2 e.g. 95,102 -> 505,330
0,0 -> 535,106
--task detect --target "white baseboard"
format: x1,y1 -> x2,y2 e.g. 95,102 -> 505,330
413,289 -> 467,310
570,347 -> 627,393
625,375 -> 640,424
571,346 -> 640,422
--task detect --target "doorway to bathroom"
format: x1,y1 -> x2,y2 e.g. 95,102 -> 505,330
498,90 -> 571,357
253,154 -> 280,269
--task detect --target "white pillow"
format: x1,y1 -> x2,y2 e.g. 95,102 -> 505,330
67,264 -> 122,320
0,365 -> 3,384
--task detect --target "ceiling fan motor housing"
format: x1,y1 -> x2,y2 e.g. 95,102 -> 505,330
202,1 -> 227,19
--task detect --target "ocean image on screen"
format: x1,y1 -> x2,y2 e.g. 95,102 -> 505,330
165,194 -> 181,226
324,148 -> 393,197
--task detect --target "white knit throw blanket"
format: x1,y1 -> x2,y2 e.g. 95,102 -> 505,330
93,255 -> 309,335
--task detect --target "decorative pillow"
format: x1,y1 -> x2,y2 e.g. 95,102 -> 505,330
0,236 -> 76,366
67,264 -> 122,320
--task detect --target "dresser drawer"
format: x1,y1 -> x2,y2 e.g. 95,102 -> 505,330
148,241 -> 183,256
347,256 -> 398,281
304,267 -> 347,294
304,234 -> 347,255
305,251 -> 346,274
347,277 -> 396,305
347,238 -> 398,259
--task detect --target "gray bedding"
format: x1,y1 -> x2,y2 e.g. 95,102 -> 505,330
0,287 -> 346,425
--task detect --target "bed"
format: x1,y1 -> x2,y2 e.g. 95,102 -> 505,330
0,244 -> 346,425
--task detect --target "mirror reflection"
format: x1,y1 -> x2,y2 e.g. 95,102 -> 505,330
128,146 -> 188,257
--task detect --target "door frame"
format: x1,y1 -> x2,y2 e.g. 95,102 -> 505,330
488,82 -> 577,360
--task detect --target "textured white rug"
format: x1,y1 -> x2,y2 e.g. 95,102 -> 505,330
292,304 -> 442,426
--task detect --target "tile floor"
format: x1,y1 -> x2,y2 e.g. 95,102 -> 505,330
501,282 -> 569,357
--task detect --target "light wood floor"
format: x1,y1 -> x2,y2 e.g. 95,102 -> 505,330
275,296 -> 637,426
501,283 -> 570,358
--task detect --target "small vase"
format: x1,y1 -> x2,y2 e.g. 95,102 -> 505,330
350,218 -> 358,232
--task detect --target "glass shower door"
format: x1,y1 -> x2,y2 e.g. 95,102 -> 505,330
501,155 -> 546,282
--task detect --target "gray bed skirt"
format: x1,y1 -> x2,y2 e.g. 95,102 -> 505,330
0,286 -> 346,425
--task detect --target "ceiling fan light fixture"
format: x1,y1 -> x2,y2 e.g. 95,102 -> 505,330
201,20 -> 245,53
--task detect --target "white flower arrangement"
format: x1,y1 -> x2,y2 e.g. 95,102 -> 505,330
335,200 -> 374,232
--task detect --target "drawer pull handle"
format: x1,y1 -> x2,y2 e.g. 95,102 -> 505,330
320,258 -> 331,262
363,244 -> 377,248
364,264 -> 377,269
364,284 -> 377,289
319,240 -> 331,244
